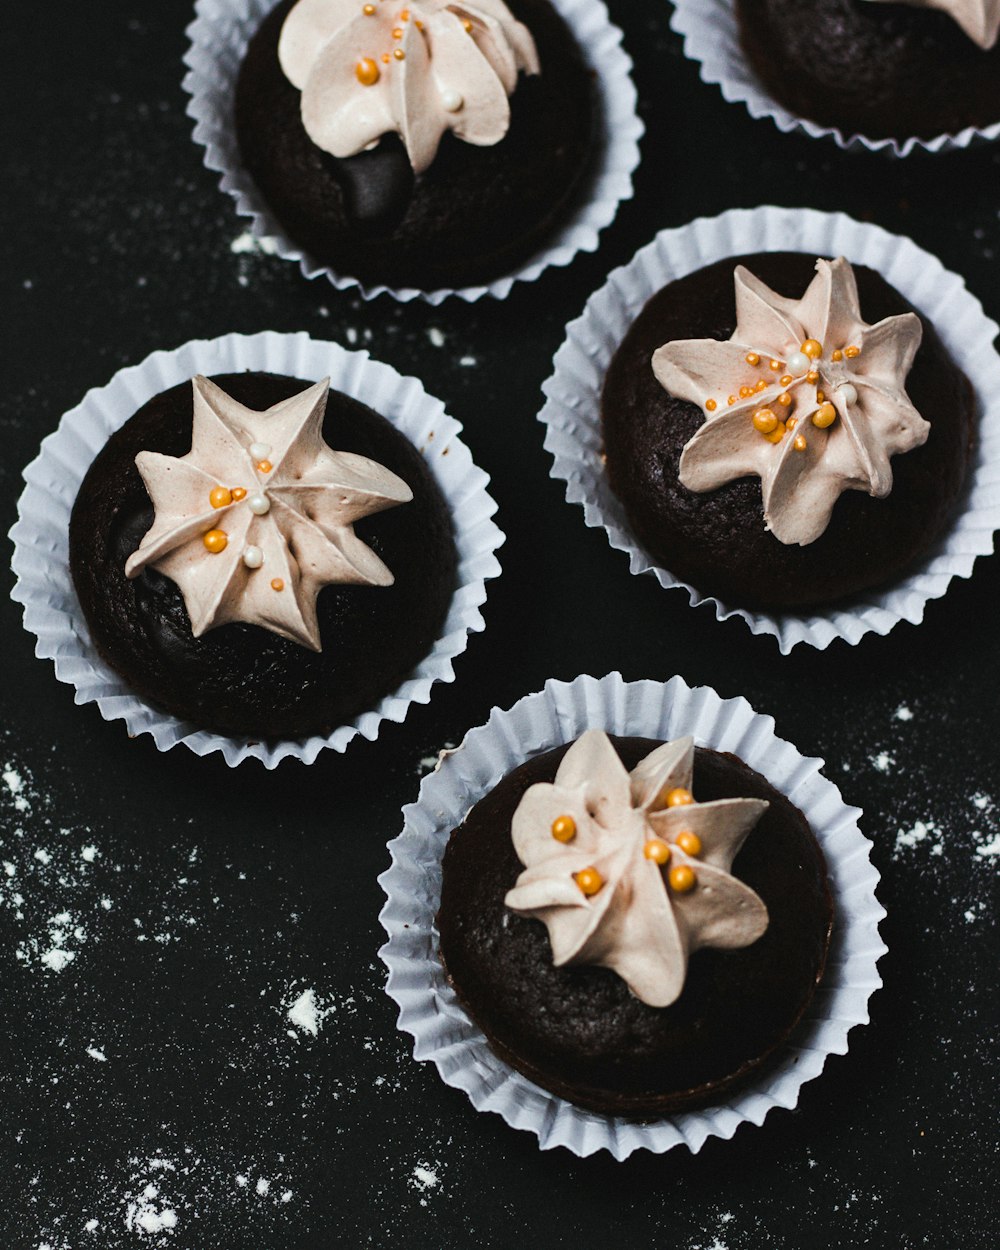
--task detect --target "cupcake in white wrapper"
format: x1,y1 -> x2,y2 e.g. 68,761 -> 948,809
9,331 -> 503,768
670,0 -> 1000,157
182,0 -> 642,304
539,205 -> 1000,653
378,671 -> 886,1159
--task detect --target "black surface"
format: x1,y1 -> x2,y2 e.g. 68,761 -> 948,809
1,2 -> 998,1248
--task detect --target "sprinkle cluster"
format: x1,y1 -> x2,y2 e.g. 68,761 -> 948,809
199,443 -> 283,590
353,0 -> 472,114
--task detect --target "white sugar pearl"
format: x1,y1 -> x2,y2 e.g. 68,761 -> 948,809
243,545 -> 264,570
249,442 -> 271,461
837,383 -> 858,406
248,493 -> 270,516
441,89 -> 463,113
786,351 -> 810,377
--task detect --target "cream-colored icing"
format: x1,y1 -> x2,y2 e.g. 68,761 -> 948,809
865,0 -> 999,48
124,375 -> 412,651
504,731 -> 769,1008
652,257 -> 929,547
278,0 -> 540,175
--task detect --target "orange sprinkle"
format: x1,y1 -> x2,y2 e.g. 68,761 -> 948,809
355,56 -> 380,86
705,399 -> 717,412
728,395 -> 736,406
793,433 -> 807,452
778,392 -> 792,407
393,47 -> 405,58
231,487 -> 247,501
845,345 -> 861,358
257,459 -> 273,474
203,529 -> 227,554
669,864 -> 697,894
675,830 -> 702,857
831,349 -> 844,362
806,370 -> 820,384
745,352 -> 760,366
739,385 -> 753,399
392,26 -> 403,37
755,379 -> 767,392
271,578 -> 284,592
363,3 -> 376,11
769,359 -> 782,371
209,486 -> 232,509
381,51 -> 390,62
780,374 -> 792,387
644,839 -> 671,865
551,815 -> 577,843
574,867 -> 603,896
664,787 -> 694,808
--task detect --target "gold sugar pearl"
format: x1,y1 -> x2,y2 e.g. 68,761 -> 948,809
551,815 -> 577,843
793,433 -> 807,452
705,399 -> 717,412
727,395 -> 737,406
664,787 -> 694,808
812,402 -> 837,429
832,349 -> 844,362
786,416 -> 797,430
209,486 -> 232,509
845,345 -> 861,358
674,830 -> 702,857
393,47 -> 405,58
745,353 -> 760,366
764,421 -> 786,444
392,26 -> 403,38
231,487 -> 247,501
752,408 -> 778,434
816,389 -> 825,403
669,864 -> 697,893
355,56 -> 380,86
381,51 -> 391,62
574,867 -> 603,896
800,338 -> 823,360
463,18 -> 473,30
769,359 -> 782,371
363,3 -> 376,12
739,385 -> 753,399
779,374 -> 792,387
755,379 -> 767,392
644,838 -> 671,865
203,529 -> 227,554
777,392 -> 792,407
271,578 -> 285,592
257,459 -> 273,474
806,370 -> 820,385
400,6 -> 410,17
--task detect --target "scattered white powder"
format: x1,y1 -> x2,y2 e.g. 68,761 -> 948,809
458,355 -> 476,367
285,986 -> 336,1037
229,231 -> 279,256
81,846 -> 98,862
870,752 -> 895,774
33,848 -> 51,865
84,1221 -> 98,1232
894,820 -> 944,857
411,1164 -> 441,1193
895,704 -> 914,721
255,1179 -> 270,1196
85,1047 -> 107,1062
427,327 -> 446,348
39,946 -> 75,972
345,327 -> 358,345
972,792 -> 992,811
974,834 -> 1000,859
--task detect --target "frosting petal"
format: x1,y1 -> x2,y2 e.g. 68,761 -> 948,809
280,0 -> 540,174
125,376 -> 412,651
654,257 -> 930,547
504,733 -> 770,1008
864,0 -> 999,47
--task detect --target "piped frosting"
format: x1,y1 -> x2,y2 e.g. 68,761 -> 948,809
124,376 -> 412,651
278,0 -> 540,174
865,0 -> 999,48
504,731 -> 769,1008
652,257 -> 929,547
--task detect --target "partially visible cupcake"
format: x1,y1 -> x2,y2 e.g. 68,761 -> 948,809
69,370 -> 457,740
438,730 -> 832,1116
234,0 -> 597,290
735,0 -> 1000,142
601,252 -> 976,611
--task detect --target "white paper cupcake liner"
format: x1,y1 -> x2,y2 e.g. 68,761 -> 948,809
538,205 -> 1000,653
670,0 -> 1000,157
9,331 -> 503,768
182,0 -> 642,304
378,671 -> 885,1159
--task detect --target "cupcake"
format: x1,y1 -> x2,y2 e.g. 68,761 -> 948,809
735,0 -> 1000,142
437,729 -> 832,1116
233,0 -> 597,290
68,370 -> 457,741
601,252 -> 976,611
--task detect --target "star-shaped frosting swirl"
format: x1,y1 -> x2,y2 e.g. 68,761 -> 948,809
865,0 -> 999,48
124,375 -> 412,651
651,257 -> 929,547
504,731 -> 769,1008
278,0 -> 540,175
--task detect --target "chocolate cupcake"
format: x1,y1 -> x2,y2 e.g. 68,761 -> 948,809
437,730 -> 832,1116
69,371 -> 457,741
601,252 -> 976,611
735,0 -> 1000,142
232,0 -> 597,290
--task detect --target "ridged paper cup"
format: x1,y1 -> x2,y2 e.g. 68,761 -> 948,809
670,0 -> 1000,157
378,671 -> 886,1159
538,205 -> 1000,653
9,331 -> 503,768
182,0 -> 642,304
